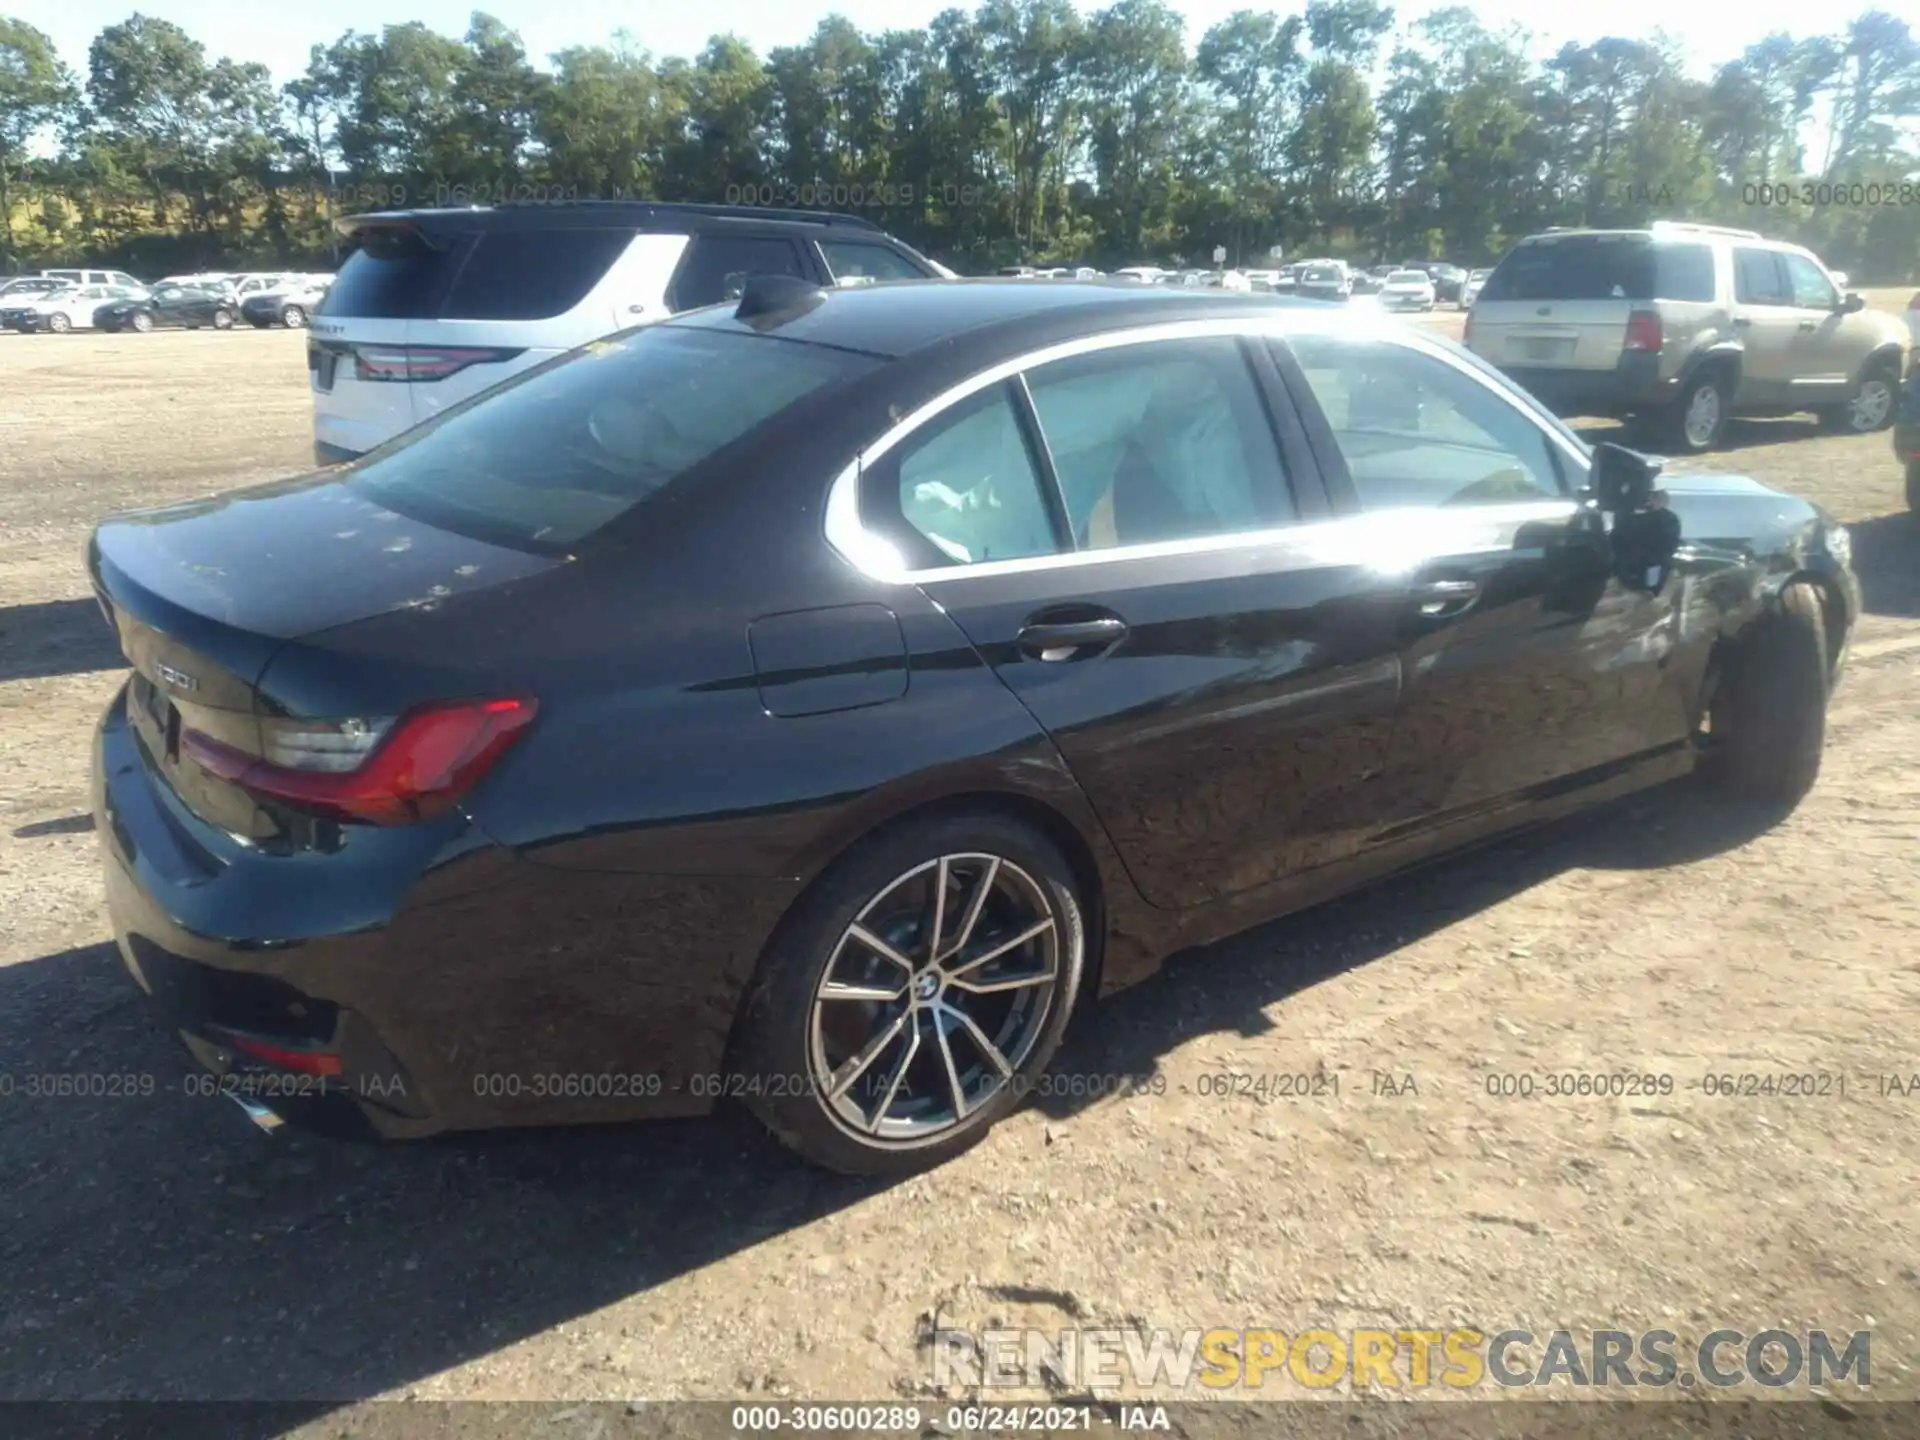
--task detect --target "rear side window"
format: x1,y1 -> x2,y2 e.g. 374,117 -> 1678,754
440,230 -> 633,320
1734,248 -> 1789,305
346,327 -> 877,550
819,240 -> 929,285
1478,239 -> 1653,302
320,226 -> 474,319
1653,244 -> 1715,302
669,236 -> 810,310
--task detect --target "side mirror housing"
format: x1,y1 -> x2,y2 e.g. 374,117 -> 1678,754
1585,441 -> 1680,593
1842,292 -> 1865,314
1587,440 -> 1664,515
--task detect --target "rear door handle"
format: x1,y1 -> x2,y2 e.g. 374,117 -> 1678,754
1017,616 -> 1127,661
1797,319 -> 1817,332
1733,317 -> 1752,328
1409,578 -> 1480,619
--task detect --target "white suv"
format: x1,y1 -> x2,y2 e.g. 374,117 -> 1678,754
307,202 -> 946,464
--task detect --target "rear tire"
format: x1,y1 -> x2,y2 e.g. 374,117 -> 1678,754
1705,581 -> 1829,810
212,309 -> 234,330
47,313 -> 69,334
1665,371 -> 1726,453
281,305 -> 306,329
130,311 -> 154,333
730,810 -> 1087,1176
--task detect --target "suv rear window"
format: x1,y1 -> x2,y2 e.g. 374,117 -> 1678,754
319,225 -> 472,319
441,230 -> 633,320
346,327 -> 878,549
1480,238 -> 1716,303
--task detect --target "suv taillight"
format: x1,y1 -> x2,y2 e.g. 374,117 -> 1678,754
1623,310 -> 1663,353
180,698 -> 537,825
352,345 -> 523,383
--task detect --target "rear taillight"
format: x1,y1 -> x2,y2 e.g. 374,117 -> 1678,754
180,697 -> 537,825
222,1032 -> 343,1076
1462,309 -> 1473,345
352,345 -> 522,383
1623,310 -> 1663,353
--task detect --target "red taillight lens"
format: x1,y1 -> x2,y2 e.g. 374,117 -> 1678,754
223,1033 -> 343,1076
181,697 -> 537,825
352,345 -> 521,382
1623,310 -> 1663,352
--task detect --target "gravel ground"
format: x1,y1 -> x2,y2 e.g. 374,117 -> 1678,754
1,309 -> 1916,1422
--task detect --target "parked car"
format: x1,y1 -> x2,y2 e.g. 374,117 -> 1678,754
240,278 -> 331,330
1296,263 -> 1351,301
1465,221 -> 1908,453
1459,268 -> 1493,307
1428,264 -> 1468,304
1377,268 -> 1437,311
1111,266 -> 1170,284
1,283 -> 144,332
0,276 -> 64,303
1906,289 -> 1920,348
97,283 -> 240,333
309,201 -> 950,464
997,266 -> 1038,278
1349,270 -> 1384,296
1897,367 -> 1919,513
88,277 -> 1860,1173
39,266 -> 147,293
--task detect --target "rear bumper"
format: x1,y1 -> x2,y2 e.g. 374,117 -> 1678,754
93,685 -> 794,1139
1492,354 -> 1670,417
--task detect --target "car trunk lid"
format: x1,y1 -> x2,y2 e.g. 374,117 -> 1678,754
1469,233 -> 1657,372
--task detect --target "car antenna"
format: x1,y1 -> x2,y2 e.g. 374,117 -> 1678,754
733,273 -> 828,328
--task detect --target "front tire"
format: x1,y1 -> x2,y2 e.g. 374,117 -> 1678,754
731,811 -> 1088,1175
130,311 -> 154,333
1821,361 -> 1898,434
1665,371 -> 1726,453
280,305 -> 306,329
47,313 -> 70,334
1706,581 -> 1829,810
212,308 -> 234,330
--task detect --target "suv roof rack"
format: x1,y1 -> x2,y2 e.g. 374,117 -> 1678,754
336,199 -> 883,238
1650,220 -> 1761,239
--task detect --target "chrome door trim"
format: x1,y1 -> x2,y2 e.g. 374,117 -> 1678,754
822,311 -> 1594,584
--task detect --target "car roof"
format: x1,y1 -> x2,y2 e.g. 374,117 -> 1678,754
336,200 -> 888,240
668,277 -> 1322,360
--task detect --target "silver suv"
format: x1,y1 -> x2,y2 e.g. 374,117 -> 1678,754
1465,222 -> 1909,453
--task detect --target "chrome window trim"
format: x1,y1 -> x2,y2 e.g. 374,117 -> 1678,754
822,312 -> 1592,584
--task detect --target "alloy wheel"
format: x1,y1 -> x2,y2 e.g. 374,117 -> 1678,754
1848,377 -> 1893,431
282,307 -> 306,328
131,312 -> 153,333
807,853 -> 1062,1146
1684,383 -> 1721,448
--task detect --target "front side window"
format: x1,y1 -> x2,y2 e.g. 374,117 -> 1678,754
819,241 -> 928,285
869,385 -> 1061,567
1781,253 -> 1838,311
1022,337 -> 1293,549
1734,248 -> 1790,305
1287,334 -> 1564,509
347,326 -> 876,550
669,236 -> 810,310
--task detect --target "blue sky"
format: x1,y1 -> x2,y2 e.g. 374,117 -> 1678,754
12,0 -> 1831,85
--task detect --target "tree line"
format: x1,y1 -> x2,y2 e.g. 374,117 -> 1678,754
0,4 -> 1916,281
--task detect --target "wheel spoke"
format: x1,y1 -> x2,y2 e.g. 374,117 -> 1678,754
935,1022 -> 971,1121
945,1002 -> 1015,1080
867,1020 -> 922,1132
847,923 -> 916,977
941,856 -> 1000,962
827,1010 -> 910,1100
922,857 -> 949,962
820,978 -> 908,1002
946,918 -> 1054,981
949,965 -> 1055,996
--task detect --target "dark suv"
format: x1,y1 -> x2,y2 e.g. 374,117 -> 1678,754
307,201 -> 950,463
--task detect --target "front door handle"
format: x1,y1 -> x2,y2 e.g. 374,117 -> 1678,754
1017,616 -> 1127,661
1732,317 -> 1752,328
1797,319 -> 1817,332
1409,577 -> 1480,619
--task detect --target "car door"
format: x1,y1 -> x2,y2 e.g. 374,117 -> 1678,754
857,329 -> 1407,909
1778,251 -> 1854,400
1274,329 -> 1691,835
1730,246 -> 1801,404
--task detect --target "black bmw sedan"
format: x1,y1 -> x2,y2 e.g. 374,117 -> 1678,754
91,277 -> 1859,1174
97,282 -> 238,332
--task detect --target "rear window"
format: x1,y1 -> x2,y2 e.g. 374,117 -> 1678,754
318,225 -> 471,320
345,326 -> 878,550
1479,238 -> 1716,304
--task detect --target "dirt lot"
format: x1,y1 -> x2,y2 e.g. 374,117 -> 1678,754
1,308 -> 1917,1422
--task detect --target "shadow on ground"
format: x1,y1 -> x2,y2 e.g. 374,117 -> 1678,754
0,777 -> 1781,1419
0,598 -> 122,682
1846,510 -> 1920,619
